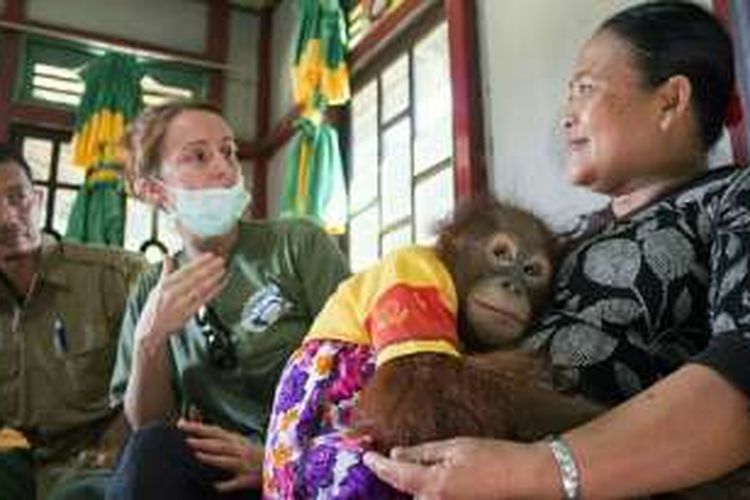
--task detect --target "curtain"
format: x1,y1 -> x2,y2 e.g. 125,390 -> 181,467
282,0 -> 350,234
66,52 -> 143,246
282,116 -> 347,234
292,0 -> 350,110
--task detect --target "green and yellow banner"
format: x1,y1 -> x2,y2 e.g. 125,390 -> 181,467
67,52 -> 142,246
283,0 -> 350,234
292,0 -> 351,111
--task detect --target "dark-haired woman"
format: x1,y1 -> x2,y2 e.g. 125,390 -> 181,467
365,2 -> 750,498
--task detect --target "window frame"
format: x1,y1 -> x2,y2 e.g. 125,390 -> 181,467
15,34 -> 210,111
10,124 -> 76,238
9,124 -> 179,259
7,34 -> 211,257
714,0 -> 750,164
346,4 -> 454,268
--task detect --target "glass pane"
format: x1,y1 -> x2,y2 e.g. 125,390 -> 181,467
381,55 -> 410,123
52,188 -> 78,235
350,81 -> 379,213
414,23 -> 453,173
124,197 -> 154,253
22,137 -> 53,182
381,223 -> 412,256
57,142 -> 85,185
35,63 -> 79,80
141,74 -> 194,107
380,118 -> 412,226
157,212 -> 184,255
415,166 -> 455,244
349,205 -> 379,272
31,88 -> 81,107
32,74 -> 84,94
36,185 -> 48,229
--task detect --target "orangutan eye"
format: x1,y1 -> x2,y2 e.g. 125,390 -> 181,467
523,257 -> 550,281
523,263 -> 541,277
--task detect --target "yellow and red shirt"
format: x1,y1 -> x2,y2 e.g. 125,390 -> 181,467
306,245 -> 460,366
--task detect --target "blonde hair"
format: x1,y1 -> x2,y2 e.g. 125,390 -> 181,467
122,100 -> 223,193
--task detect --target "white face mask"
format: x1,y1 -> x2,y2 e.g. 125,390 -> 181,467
167,177 -> 250,238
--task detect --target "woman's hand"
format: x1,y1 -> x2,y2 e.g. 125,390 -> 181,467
178,419 -> 263,492
363,438 -> 560,500
135,253 -> 226,344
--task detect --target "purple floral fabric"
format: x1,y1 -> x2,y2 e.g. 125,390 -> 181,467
263,340 -> 403,499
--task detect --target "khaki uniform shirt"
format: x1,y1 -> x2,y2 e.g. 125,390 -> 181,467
0,239 -> 146,462
110,219 -> 349,440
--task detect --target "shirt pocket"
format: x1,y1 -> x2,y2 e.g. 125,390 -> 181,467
57,317 -> 116,412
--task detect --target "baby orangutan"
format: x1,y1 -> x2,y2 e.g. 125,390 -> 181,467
355,199 -> 601,452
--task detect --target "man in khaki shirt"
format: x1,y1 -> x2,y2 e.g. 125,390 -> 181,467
0,145 -> 146,500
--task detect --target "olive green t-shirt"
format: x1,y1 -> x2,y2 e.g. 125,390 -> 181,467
109,219 -> 349,440
0,239 -> 147,462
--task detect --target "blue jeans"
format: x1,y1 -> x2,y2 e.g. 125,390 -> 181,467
106,423 -> 259,500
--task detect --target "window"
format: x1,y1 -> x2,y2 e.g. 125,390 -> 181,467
348,0 -> 409,48
18,36 -> 208,110
15,128 -> 83,237
348,22 -> 454,271
13,127 -> 182,262
11,35 -> 209,261
124,197 -> 183,262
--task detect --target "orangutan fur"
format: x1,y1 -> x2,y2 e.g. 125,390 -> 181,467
356,352 -> 603,452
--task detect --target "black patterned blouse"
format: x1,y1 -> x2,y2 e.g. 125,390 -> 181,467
525,166 -> 750,405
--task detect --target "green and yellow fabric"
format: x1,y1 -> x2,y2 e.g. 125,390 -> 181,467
71,53 -> 142,176
292,0 -> 351,110
283,0 -> 350,234
67,52 -> 143,246
65,181 -> 127,246
282,114 -> 347,234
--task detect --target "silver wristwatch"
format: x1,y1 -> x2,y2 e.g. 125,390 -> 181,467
548,435 -> 581,500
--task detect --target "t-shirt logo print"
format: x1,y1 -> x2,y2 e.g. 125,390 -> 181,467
241,282 -> 292,333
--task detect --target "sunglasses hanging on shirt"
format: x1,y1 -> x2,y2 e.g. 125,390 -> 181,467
195,306 -> 238,371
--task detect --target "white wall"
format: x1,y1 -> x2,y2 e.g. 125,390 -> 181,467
476,0 -> 732,229
264,0 -> 297,217
267,143 -> 289,218
270,0 -> 297,125
225,9 -> 260,141
26,0 -> 209,54
241,159 -> 255,215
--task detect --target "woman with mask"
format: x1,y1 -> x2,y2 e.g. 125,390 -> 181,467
106,101 -> 349,500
